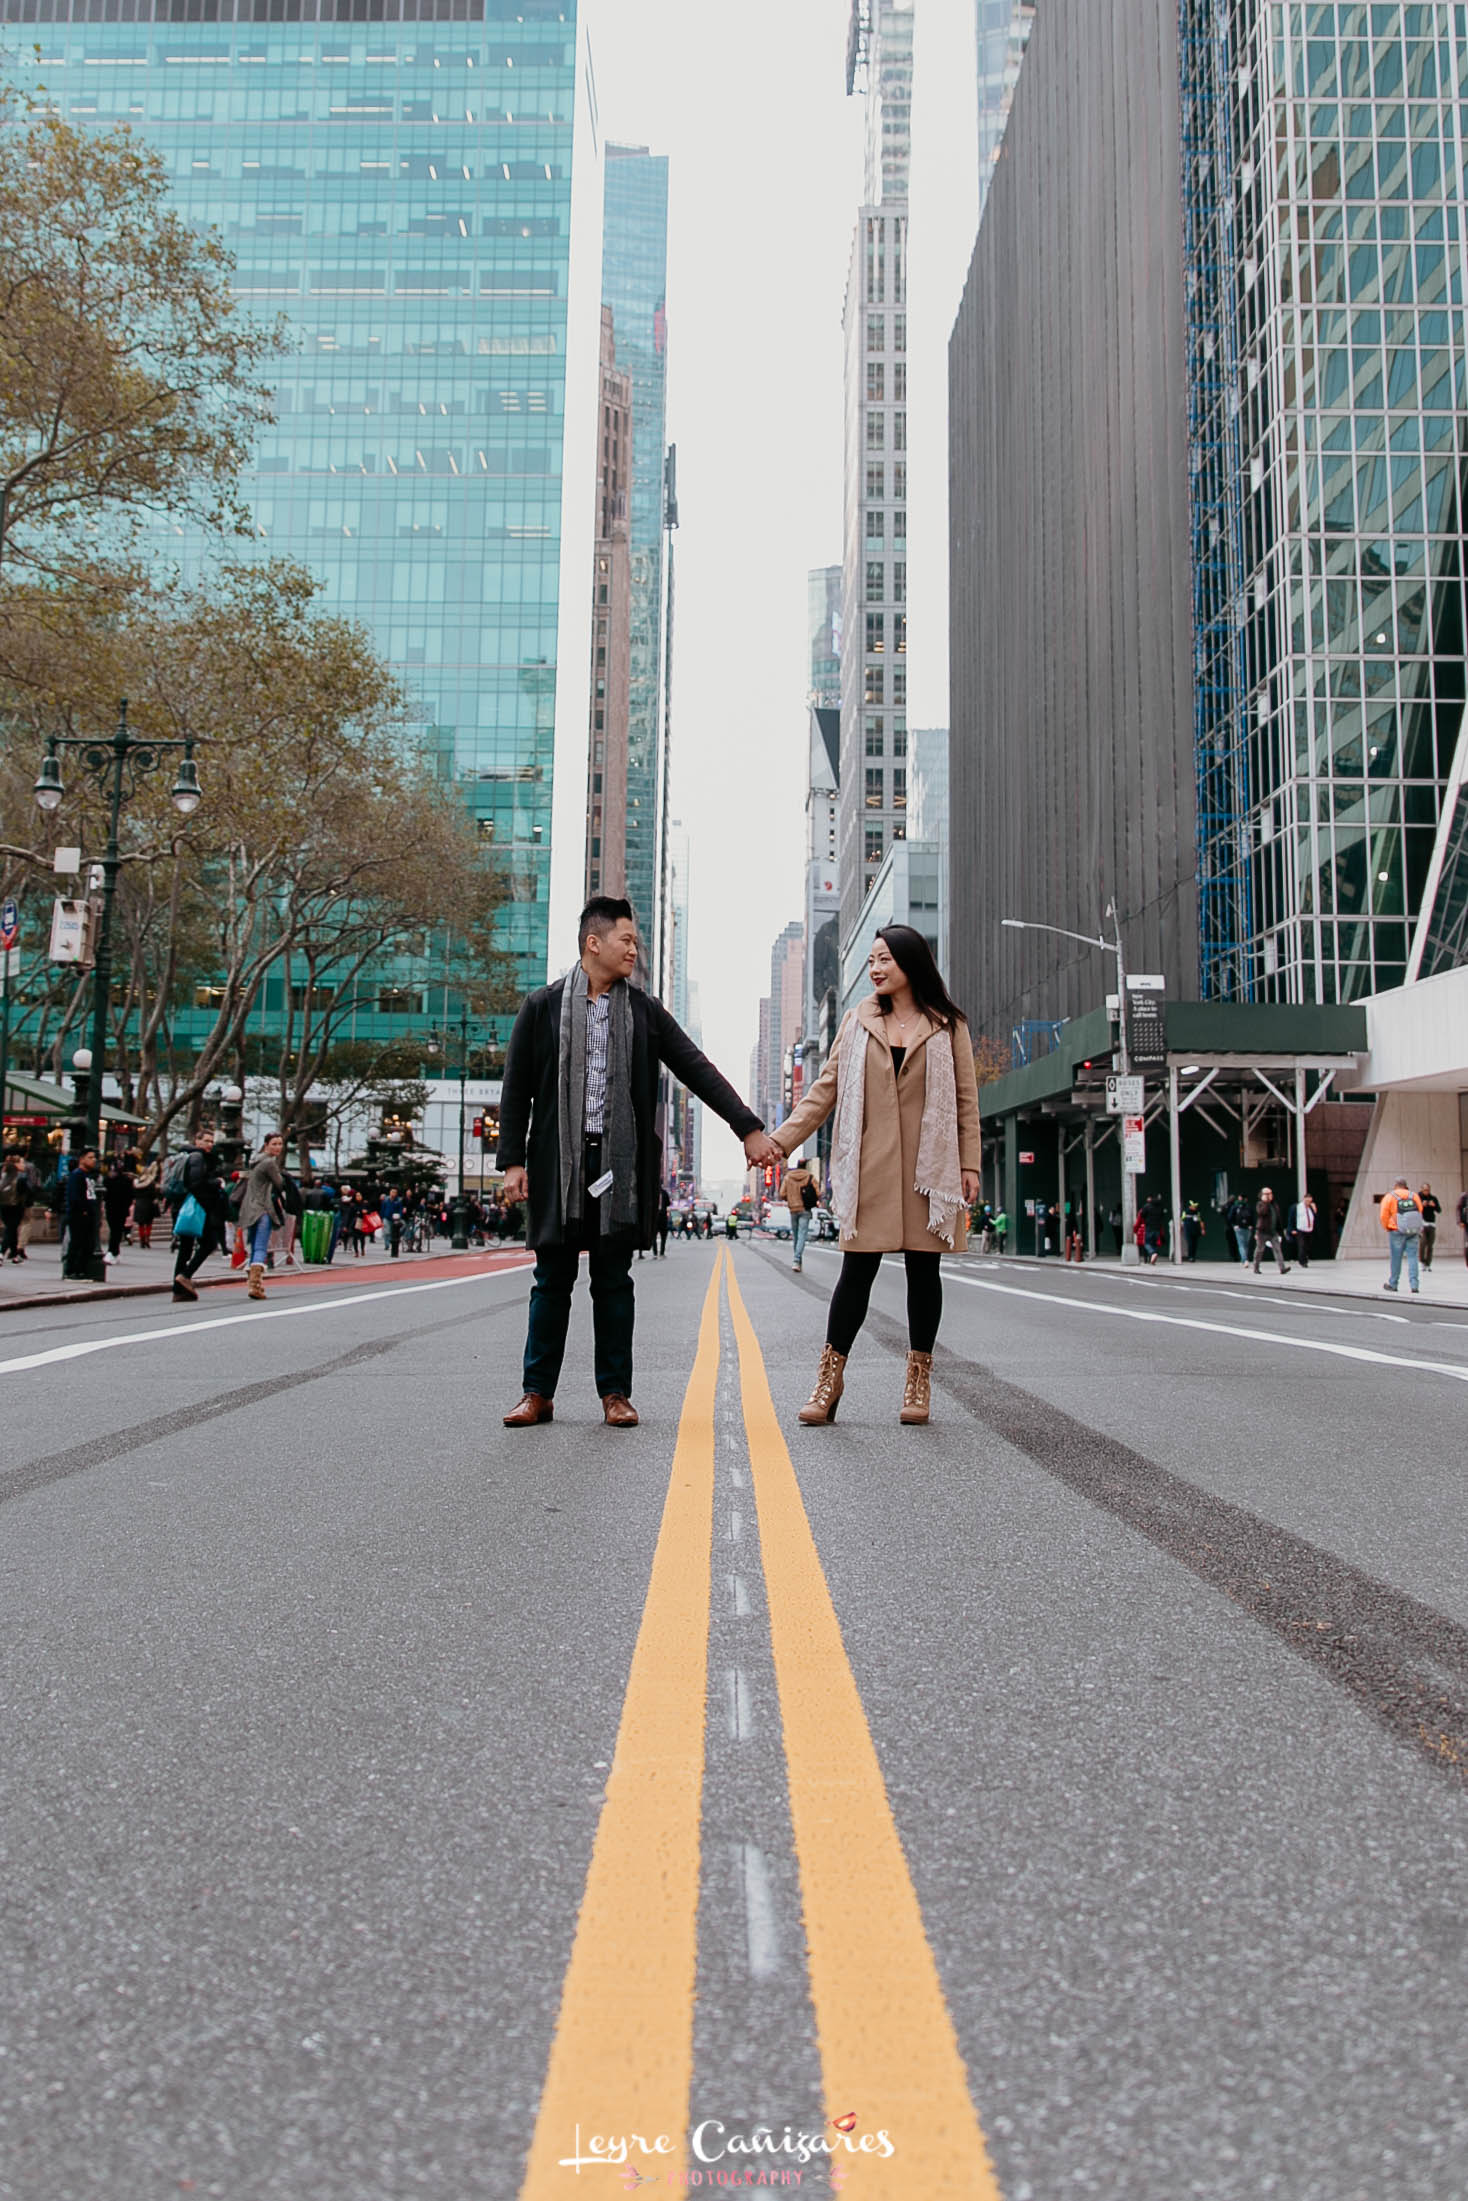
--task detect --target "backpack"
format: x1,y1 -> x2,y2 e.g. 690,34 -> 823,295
801,1178 -> 819,1211
162,1150 -> 192,1206
1395,1192 -> 1423,1236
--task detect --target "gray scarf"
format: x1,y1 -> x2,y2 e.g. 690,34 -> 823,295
557,965 -> 639,1237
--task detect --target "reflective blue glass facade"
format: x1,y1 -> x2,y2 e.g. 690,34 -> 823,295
1182,0 -> 1468,1006
5,0 -> 578,1042
600,144 -> 668,952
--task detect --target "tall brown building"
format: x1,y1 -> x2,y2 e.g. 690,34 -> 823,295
585,305 -> 633,900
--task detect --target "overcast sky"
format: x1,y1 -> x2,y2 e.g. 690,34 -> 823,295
580,0 -> 980,1193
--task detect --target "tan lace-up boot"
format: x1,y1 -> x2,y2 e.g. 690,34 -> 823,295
900,1350 -> 933,1424
247,1262 -> 267,1301
798,1345 -> 847,1424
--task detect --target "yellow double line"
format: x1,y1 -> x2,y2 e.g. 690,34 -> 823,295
520,1249 -> 1000,2197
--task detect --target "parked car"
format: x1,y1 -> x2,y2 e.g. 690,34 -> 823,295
763,1207 -> 792,1239
813,1206 -> 838,1242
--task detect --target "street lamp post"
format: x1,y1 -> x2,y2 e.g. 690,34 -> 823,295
1001,901 -> 1140,1266
34,700 -> 202,1155
452,1001 -> 471,1252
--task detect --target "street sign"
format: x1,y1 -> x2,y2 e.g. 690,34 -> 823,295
1018,1150 -> 1036,1165
0,899 -> 17,952
1123,1116 -> 1146,1173
1105,1074 -> 1144,1115
49,898 -> 92,964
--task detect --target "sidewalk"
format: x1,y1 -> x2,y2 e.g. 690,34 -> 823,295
0,1233 -> 527,1313
979,1249 -> 1468,1308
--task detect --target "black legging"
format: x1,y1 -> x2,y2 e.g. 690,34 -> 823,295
826,1250 -> 942,1357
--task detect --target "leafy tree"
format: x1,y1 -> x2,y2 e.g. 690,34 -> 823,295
0,91 -> 283,577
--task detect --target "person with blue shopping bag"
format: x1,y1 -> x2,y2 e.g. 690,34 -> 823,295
171,1126 -> 228,1303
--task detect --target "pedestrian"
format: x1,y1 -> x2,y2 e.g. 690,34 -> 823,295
0,1154 -> 31,1264
102,1152 -> 136,1264
783,1153 -> 817,1272
1418,1182 -> 1441,1268
1459,1188 -> 1468,1266
132,1154 -> 161,1249
993,1205 -> 1008,1253
655,1182 -> 671,1258
1228,1193 -> 1253,1265
1252,1185 -> 1291,1275
1140,1191 -> 1167,1263
278,1164 -> 303,1266
381,1188 -> 404,1258
63,1148 -> 101,1278
1181,1198 -> 1202,1261
1292,1190 -> 1317,1269
725,1209 -> 739,1240
170,1125 -> 228,1301
770,924 -> 981,1429
497,895 -> 776,1428
239,1133 -> 287,1301
1065,1199 -> 1084,1261
1380,1176 -> 1423,1294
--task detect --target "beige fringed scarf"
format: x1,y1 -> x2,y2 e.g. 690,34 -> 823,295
829,1012 -> 966,1248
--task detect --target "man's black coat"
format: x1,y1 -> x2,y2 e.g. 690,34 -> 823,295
496,979 -> 762,1250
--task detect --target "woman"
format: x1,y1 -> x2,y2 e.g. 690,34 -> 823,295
239,1133 -> 287,1301
0,1154 -> 30,1263
132,1154 -> 161,1249
771,925 -> 981,1426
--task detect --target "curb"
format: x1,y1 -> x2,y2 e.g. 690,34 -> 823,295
981,1252 -> 1468,1315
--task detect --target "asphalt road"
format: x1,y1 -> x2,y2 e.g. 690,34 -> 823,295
1,1241 -> 1465,2199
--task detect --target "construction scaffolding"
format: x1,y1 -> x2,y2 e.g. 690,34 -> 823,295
1178,0 -> 1254,1001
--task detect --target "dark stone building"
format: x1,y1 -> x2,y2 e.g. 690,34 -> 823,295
948,0 -> 1197,1048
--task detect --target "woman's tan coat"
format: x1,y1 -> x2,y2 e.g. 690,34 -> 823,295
773,995 -> 982,1254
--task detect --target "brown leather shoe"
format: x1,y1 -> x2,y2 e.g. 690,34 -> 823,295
602,1394 -> 639,1428
503,1392 -> 554,1427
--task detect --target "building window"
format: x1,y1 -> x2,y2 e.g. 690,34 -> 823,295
892,769 -> 906,809
893,461 -> 907,500
865,825 -> 885,864
893,411 -> 907,452
290,984 -> 336,1012
865,717 -> 884,756
865,561 -> 884,602
478,818 -> 496,843
866,509 -> 884,542
866,612 -> 884,654
892,562 -> 906,604
866,412 -> 885,450
893,314 -> 906,352
893,508 -> 906,543
893,613 -> 907,654
892,362 -> 907,401
893,668 -> 907,706
867,313 -> 885,351
377,987 -> 422,1016
866,362 -> 885,402
893,720 -> 908,758
865,767 -> 884,810
866,463 -> 884,500
865,665 -> 885,705
891,820 -> 906,842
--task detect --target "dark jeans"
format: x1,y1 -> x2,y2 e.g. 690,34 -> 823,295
827,1250 -> 942,1357
174,1222 -> 222,1282
523,1232 -> 636,1399
0,1207 -> 21,1259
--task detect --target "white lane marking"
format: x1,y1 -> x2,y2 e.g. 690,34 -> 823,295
0,1262 -> 531,1376
726,1668 -> 755,1741
941,1270 -> 1468,1385
740,1842 -> 781,1980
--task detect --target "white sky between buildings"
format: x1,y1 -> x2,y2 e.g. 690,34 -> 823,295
567,0 -> 979,1195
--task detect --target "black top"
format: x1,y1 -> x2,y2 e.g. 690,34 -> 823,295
890,1046 -> 906,1078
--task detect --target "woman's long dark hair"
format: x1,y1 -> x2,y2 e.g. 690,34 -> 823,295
873,925 -> 965,1030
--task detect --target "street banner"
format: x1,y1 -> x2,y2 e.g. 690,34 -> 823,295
1123,1116 -> 1146,1173
0,899 -> 17,952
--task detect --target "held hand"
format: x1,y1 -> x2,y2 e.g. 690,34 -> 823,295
744,1130 -> 782,1169
502,1166 -> 529,1205
962,1171 -> 981,1205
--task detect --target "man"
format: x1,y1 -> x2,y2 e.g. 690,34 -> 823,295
655,1183 -> 671,1259
497,896 -> 780,1427
63,1149 -> 101,1279
1291,1190 -> 1317,1269
782,1154 -> 817,1272
1252,1185 -> 1290,1276
1418,1182 -> 1441,1269
1380,1176 -> 1423,1294
380,1188 -> 405,1258
171,1125 -> 228,1302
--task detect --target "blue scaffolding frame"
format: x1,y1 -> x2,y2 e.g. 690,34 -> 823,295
1178,0 -> 1255,1002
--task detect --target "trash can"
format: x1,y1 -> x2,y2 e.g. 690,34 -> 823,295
300,1208 -> 332,1265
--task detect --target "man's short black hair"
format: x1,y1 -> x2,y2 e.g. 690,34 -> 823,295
578,895 -> 636,952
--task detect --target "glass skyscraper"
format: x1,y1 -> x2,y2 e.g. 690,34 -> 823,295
599,143 -> 669,959
4,0 -> 580,1043
975,0 -> 1035,213
1182,0 -> 1468,1006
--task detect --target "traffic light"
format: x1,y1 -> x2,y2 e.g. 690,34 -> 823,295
762,1164 -> 775,1190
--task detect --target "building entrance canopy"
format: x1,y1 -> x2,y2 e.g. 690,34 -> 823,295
977,1001 -> 1368,1264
